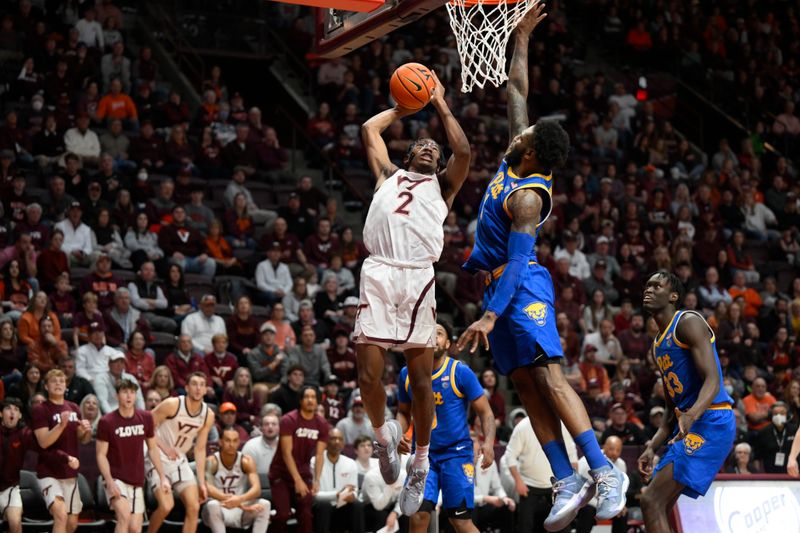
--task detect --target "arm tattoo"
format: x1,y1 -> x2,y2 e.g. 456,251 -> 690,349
507,34 -> 530,140
509,189 -> 541,234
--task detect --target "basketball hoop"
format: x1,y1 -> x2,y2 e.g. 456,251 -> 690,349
446,0 -> 538,92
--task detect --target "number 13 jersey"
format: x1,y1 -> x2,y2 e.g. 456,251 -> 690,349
362,169 -> 447,267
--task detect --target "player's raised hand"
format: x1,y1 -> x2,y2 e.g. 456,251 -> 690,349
59,410 -> 72,428
637,447 -> 655,480
430,71 -> 445,104
515,0 -> 546,37
669,408 -> 697,445
480,441 -> 495,470
457,314 -> 494,353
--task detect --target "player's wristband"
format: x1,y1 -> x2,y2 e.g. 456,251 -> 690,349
486,231 -> 536,317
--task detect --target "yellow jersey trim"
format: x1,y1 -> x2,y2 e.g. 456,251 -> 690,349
502,183 -> 553,225
491,260 -> 538,280
654,311 -> 680,347
432,357 -> 450,380
506,168 -> 553,182
672,310 -> 716,348
707,403 -> 732,411
450,360 -> 464,398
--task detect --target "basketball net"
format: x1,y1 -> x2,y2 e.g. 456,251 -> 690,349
446,0 -> 538,93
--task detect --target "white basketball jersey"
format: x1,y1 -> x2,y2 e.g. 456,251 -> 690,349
213,451 -> 247,496
363,169 -> 448,265
156,396 -> 208,457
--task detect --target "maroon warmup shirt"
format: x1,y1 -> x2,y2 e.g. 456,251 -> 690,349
269,410 -> 329,480
97,409 -> 155,487
31,400 -> 81,479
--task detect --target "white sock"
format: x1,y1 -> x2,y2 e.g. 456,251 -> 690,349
374,423 -> 393,447
413,445 -> 429,468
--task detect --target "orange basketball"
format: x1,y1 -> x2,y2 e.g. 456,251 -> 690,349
390,63 -> 436,110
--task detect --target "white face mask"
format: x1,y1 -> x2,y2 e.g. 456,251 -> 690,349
773,414 -> 787,426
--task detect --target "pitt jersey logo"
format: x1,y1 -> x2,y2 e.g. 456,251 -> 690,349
462,463 -> 475,482
683,433 -> 705,455
524,302 -> 548,326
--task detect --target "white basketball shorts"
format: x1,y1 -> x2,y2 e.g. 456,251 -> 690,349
354,256 -> 437,351
146,455 -> 196,496
0,486 -> 21,516
37,477 -> 82,514
109,479 -> 145,514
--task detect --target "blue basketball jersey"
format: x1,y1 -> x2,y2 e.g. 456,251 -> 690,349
652,310 -> 733,412
397,356 -> 484,455
463,159 -> 553,273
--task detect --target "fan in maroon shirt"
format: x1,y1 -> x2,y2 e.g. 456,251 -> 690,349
31,369 -> 93,531
96,378 -> 169,531
269,386 -> 329,533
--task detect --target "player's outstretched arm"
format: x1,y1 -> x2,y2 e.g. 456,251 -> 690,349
670,315 -> 719,443
507,1 -> 546,140
195,409 -> 215,502
428,72 -> 470,206
362,108 -> 412,188
457,189 -> 542,353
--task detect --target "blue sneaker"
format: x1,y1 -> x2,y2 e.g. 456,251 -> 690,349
543,473 -> 596,531
591,464 -> 629,520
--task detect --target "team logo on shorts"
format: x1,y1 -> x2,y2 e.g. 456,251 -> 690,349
523,302 -> 548,326
462,463 -> 475,482
683,433 -> 705,455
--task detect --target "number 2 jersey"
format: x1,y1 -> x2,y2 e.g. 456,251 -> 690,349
653,310 -> 733,411
362,169 -> 447,267
397,356 -> 484,458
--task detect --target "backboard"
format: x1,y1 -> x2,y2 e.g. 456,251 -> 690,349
314,0 -> 446,58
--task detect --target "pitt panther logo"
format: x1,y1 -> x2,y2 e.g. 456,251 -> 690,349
524,302 -> 547,326
462,463 -> 475,482
683,433 -> 705,455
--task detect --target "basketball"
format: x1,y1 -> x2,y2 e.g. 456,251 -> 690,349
390,63 -> 437,110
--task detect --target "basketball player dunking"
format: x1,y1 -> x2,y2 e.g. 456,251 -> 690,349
147,372 -> 216,533
355,72 -> 471,515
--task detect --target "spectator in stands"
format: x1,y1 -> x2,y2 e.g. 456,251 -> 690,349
164,334 -> 210,394
101,42 -> 131,93
55,201 -> 94,267
94,351 -> 145,414
0,318 -> 23,384
243,412 -> 280,476
582,289 -> 615,334
474,431 -> 515,532
617,312 -> 649,363
223,367 -> 261,430
303,218 -> 339,270
742,190 -> 778,242
36,229 -> 68,291
0,259 -> 31,321
79,252 -> 123,312
147,178 -> 176,224
292,299 -> 329,342
753,401 -> 797,473
59,355 -> 94,406
129,120 -> 164,170
205,333 -> 238,395
163,263 -> 193,321
255,241 -> 293,306
204,218 -> 244,276
93,207 -> 132,268
600,403 -> 646,445
128,261 -> 175,332
64,114 -> 101,166
76,321 -> 123,383
288,325 -> 331,388
18,290 -> 60,348
283,278 -> 310,323
698,266 -> 732,310
268,302 -> 295,351
215,401 -> 250,445
579,346 -> 611,398
223,125 -> 259,175
269,364 -> 305,414
480,368 -> 506,430
26,314 -> 68,373
124,213 -> 164,271
16,204 -> 49,252
159,204 -> 216,277
312,427 -> 363,531
582,318 -> 622,365
728,270 -> 763,319
327,329 -> 357,390
105,288 -> 150,348
642,406 -> 664,440
75,7 -> 104,49
225,296 -> 260,357
125,330 -> 156,387
743,377 -> 776,433
185,187 -> 215,235
147,365 -> 175,401
223,167 -> 278,227
728,442 -> 757,474
336,396 -> 374,445
223,193 -> 256,250
248,322 -> 287,389
576,436 -> 628,532
71,291 -> 105,348
181,294 -> 226,354
80,393 -> 101,436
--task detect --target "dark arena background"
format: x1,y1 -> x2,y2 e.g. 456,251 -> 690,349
0,0 -> 799,532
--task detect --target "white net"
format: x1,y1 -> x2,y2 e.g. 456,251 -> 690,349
446,0 -> 538,93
